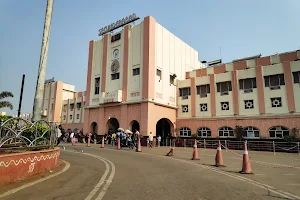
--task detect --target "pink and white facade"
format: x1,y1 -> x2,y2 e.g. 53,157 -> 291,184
41,80 -> 85,132
177,50 -> 300,139
38,15 -> 300,140
83,16 -> 204,137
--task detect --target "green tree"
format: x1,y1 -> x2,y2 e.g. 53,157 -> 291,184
0,91 -> 14,110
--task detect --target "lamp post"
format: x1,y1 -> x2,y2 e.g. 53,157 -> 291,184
32,0 -> 54,122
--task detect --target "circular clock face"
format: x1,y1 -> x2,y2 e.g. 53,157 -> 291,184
111,59 -> 120,73
113,49 -> 119,58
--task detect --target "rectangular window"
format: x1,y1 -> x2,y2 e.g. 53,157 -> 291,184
293,71 -> 300,83
239,78 -> 257,91
111,73 -> 120,80
77,114 -> 80,119
70,115 -> 72,120
133,68 -> 140,76
264,74 -> 285,88
63,104 -> 67,112
216,81 -> 232,93
70,104 -> 74,110
63,115 -> 66,120
170,75 -> 175,85
95,77 -> 100,95
179,87 -> 191,97
77,103 -> 81,110
111,33 -> 121,42
156,69 -> 162,80
51,103 -> 54,111
196,84 -> 210,97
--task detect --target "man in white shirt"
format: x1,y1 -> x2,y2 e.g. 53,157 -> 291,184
148,132 -> 153,147
70,132 -> 75,146
157,135 -> 161,148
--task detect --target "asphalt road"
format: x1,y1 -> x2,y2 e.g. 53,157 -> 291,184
1,143 -> 300,200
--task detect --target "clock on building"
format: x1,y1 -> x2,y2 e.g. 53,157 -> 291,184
111,59 -> 120,73
113,49 -> 119,58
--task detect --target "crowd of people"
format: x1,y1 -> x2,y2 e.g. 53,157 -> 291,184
56,125 -> 167,148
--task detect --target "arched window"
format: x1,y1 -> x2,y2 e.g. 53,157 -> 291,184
269,126 -> 289,138
243,126 -> 260,138
197,127 -> 211,137
218,127 -> 234,137
180,127 -> 192,137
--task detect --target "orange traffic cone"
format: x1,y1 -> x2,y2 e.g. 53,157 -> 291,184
101,137 -> 105,148
117,138 -> 121,150
166,147 -> 174,156
215,140 -> 225,167
192,139 -> 200,160
136,137 -> 142,152
240,141 -> 253,174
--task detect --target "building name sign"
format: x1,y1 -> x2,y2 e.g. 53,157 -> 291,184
103,90 -> 122,103
98,13 -> 139,36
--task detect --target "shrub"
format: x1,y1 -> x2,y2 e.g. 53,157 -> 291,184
283,135 -> 300,142
0,115 -> 12,123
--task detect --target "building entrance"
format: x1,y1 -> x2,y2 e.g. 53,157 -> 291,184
106,118 -> 119,134
156,118 -> 173,146
130,120 -> 140,132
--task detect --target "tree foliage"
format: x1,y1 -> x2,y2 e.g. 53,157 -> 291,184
0,91 -> 14,110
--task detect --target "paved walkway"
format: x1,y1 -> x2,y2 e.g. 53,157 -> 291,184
1,143 -> 299,200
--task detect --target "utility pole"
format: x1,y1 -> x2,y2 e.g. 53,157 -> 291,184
32,0 -> 54,122
17,74 -> 25,118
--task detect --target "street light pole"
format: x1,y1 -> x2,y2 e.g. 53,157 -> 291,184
17,74 -> 25,118
32,0 -> 54,122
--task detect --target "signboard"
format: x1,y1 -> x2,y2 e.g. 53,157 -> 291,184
103,90 -> 122,103
98,13 -> 139,36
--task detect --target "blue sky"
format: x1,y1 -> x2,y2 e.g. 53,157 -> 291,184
0,0 -> 299,116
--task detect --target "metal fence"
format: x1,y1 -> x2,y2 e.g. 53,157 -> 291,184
169,139 -> 300,154
0,117 -> 56,151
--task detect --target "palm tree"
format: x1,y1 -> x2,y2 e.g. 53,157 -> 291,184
0,91 -> 14,110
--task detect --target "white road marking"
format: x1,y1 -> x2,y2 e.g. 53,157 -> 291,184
201,152 -> 300,169
0,160 -> 70,199
286,184 -> 300,186
62,145 -> 300,199
130,150 -> 300,200
83,155 -> 110,200
66,149 -> 116,200
254,174 -> 265,176
94,157 -> 116,200
284,174 -> 296,176
171,158 -> 300,200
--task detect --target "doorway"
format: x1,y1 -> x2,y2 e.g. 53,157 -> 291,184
106,118 -> 119,134
130,120 -> 140,132
156,118 -> 173,146
90,122 -> 98,134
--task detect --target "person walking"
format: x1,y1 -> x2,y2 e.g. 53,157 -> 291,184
148,132 -> 153,147
134,129 -> 140,150
112,132 -> 116,146
70,132 -> 75,146
157,135 -> 161,148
